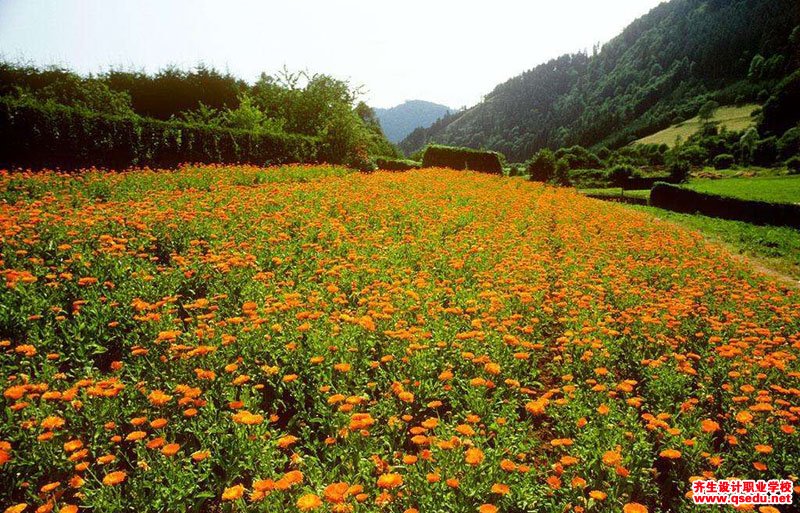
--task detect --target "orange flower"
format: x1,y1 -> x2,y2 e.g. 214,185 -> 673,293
478,505 -> 498,513
623,503 -> 648,513
659,449 -> 681,459
465,447 -> 485,465
589,490 -> 607,500
191,450 -> 210,461
161,443 -> 180,456
491,483 -> 510,495
221,484 -> 244,501
602,449 -> 622,466
323,482 -> 350,503
525,398 -> 548,415
377,473 -> 403,489
700,419 -> 720,433
102,471 -> 127,486
735,410 -> 753,424
148,390 -> 172,406
40,416 -> 65,430
297,494 -> 322,511
754,444 -> 773,454
276,435 -> 299,448
232,410 -> 264,425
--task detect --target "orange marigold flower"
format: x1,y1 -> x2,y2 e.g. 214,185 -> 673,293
659,449 -> 681,459
491,483 -> 510,495
478,505 -> 498,513
735,410 -> 754,424
125,431 -> 147,442
754,444 -> 773,454
297,494 -> 322,511
41,416 -> 65,430
148,390 -> 172,406
525,398 -> 548,415
465,447 -> 485,465
102,471 -> 127,486
701,419 -> 720,433
221,484 -> 244,501
589,490 -> 607,500
623,503 -> 648,513
323,482 -> 350,503
191,450 -> 210,462
377,473 -> 403,489
161,443 -> 180,456
276,435 -> 299,448
602,449 -> 622,466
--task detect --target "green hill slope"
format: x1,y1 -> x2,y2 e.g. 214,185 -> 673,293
635,104 -> 759,146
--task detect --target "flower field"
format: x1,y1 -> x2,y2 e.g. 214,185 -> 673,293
1,165 -> 798,513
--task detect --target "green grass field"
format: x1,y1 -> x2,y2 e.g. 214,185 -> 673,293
684,174 -> 800,204
635,104 -> 759,147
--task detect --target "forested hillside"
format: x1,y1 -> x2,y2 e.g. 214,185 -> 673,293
400,0 -> 800,160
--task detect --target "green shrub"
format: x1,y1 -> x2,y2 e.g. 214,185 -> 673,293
0,97 -> 319,170
553,158 -> 571,186
607,164 -> 637,187
786,156 -> 800,174
375,158 -> 421,171
712,154 -> 735,170
526,149 -> 556,182
668,159 -> 691,183
421,145 -> 503,174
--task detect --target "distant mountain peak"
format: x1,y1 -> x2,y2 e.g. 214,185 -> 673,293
375,100 -> 452,143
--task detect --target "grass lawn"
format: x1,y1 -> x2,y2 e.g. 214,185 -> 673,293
580,187 -> 651,199
635,104 -> 759,147
631,204 -> 800,282
683,174 -> 800,204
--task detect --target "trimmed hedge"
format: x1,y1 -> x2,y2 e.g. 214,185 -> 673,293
375,158 -> 421,171
421,145 -> 503,174
650,182 -> 800,228
0,97 -> 319,170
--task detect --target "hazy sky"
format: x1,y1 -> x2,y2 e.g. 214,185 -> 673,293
0,0 -> 665,108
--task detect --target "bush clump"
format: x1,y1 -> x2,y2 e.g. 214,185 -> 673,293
421,145 -> 503,174
0,97 -> 319,170
786,155 -> 800,174
712,153 -> 735,170
375,158 -> 421,171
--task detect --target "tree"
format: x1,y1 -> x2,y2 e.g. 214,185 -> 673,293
739,127 -> 759,164
698,100 -> 719,121
526,149 -> 556,182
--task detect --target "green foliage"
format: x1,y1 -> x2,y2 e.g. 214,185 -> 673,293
697,100 -> 719,121
421,145 -> 504,174
608,164 -> 637,187
712,153 -> 735,169
0,63 -> 398,168
0,97 -> 318,170
777,126 -> 800,159
526,149 -> 556,182
760,70 -> 800,136
667,159 -> 691,184
786,156 -> 800,174
375,158 -> 421,171
553,145 -> 602,170
552,158 -> 571,186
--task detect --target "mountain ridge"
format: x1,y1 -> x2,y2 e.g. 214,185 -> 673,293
399,0 -> 800,160
375,99 -> 453,143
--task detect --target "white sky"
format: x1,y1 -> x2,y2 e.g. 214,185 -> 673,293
0,0 -> 665,109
